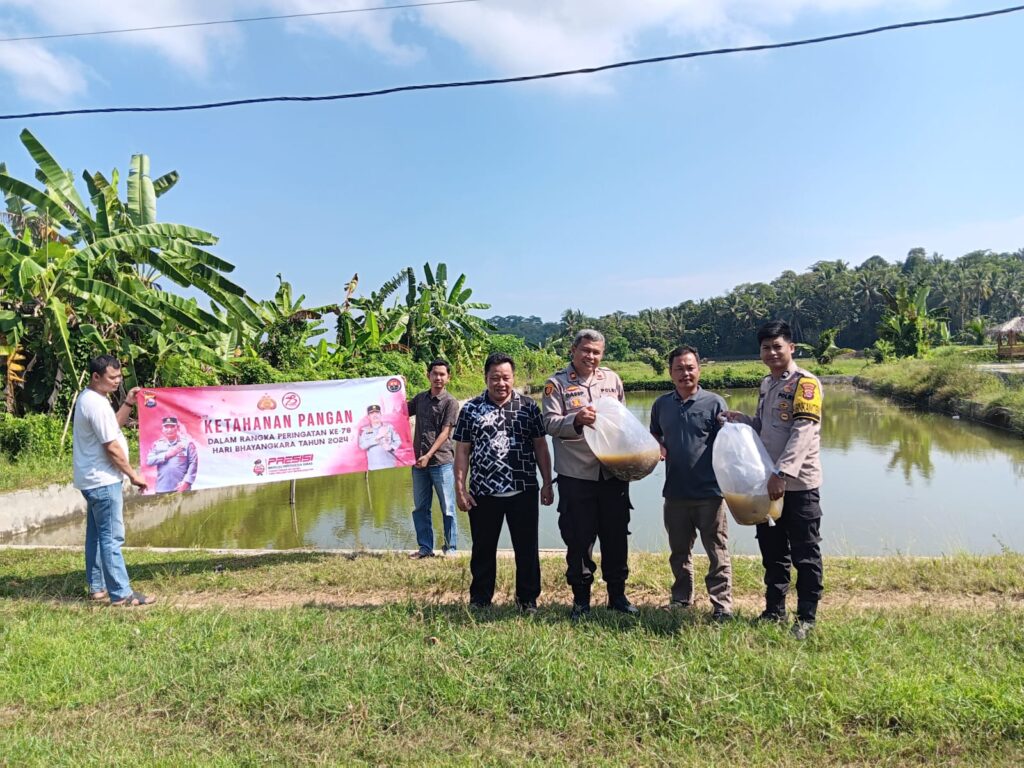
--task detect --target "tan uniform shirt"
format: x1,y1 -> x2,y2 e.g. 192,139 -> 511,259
542,364 -> 625,481
745,364 -> 823,491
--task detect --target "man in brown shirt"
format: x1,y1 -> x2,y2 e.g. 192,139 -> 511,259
723,320 -> 824,640
408,359 -> 460,558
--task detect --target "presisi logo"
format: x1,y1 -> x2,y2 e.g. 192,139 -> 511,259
282,392 -> 301,410
268,454 -> 314,467
386,378 -> 402,393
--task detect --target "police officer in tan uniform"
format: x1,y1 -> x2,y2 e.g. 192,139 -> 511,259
543,329 -> 637,619
723,320 -> 823,640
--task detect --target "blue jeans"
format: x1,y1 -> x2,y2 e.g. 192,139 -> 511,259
411,463 -> 457,554
82,482 -> 132,601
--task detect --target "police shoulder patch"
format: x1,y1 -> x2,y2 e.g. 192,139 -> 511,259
544,383 -> 555,397
792,377 -> 822,422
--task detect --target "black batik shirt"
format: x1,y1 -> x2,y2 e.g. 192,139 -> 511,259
452,391 -> 546,497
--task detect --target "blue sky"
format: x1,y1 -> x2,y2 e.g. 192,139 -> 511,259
1,0 -> 1022,321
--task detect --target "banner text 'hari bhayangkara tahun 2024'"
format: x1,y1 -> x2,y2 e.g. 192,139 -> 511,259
137,376 -> 414,494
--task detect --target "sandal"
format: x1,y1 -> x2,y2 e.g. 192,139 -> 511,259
110,592 -> 157,607
89,590 -> 109,601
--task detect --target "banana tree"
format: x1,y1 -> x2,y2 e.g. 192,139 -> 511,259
0,130 -> 255,411
877,285 -> 950,358
403,262 -> 493,365
337,268 -> 411,355
796,327 -> 855,365
255,274 -> 341,369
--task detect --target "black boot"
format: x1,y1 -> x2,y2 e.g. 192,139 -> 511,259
570,585 -> 591,621
606,585 -> 638,615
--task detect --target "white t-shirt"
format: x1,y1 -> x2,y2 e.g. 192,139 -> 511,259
72,388 -> 129,490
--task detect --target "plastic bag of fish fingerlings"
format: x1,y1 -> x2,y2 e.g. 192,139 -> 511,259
583,397 -> 662,481
712,422 -> 782,525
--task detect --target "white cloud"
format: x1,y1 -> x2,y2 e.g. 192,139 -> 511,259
414,0 -> 949,85
273,0 -> 422,64
0,0 -> 954,102
1,1 -> 238,73
0,39 -> 87,102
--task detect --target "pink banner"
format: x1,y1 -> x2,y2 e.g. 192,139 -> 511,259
136,376 -> 414,494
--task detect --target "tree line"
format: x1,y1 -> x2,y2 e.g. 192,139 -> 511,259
5,130 -> 1020,421
492,247 -> 1024,365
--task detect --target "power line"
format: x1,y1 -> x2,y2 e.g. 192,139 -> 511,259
2,3 -> 1022,122
0,0 -> 481,44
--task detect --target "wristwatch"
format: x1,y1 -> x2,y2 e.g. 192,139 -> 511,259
772,468 -> 788,479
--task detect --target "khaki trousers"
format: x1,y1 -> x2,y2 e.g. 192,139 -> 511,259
663,497 -> 732,612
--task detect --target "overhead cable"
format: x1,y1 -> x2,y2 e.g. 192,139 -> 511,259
2,3 -> 1022,122
0,0 -> 481,44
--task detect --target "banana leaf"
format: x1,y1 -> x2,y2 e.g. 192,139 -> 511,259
20,129 -> 91,221
0,174 -> 77,228
73,278 -> 164,327
153,171 -> 179,198
43,296 -> 77,380
127,154 -> 156,227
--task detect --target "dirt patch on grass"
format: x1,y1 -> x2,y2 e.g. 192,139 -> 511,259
147,587 -> 1024,613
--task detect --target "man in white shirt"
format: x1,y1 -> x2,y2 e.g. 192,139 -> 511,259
73,355 -> 153,606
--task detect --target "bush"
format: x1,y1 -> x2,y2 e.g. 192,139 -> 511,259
227,358 -> 285,385
486,334 -> 528,357
636,348 -> 666,376
866,339 -> 896,364
0,413 -> 67,460
348,352 -> 429,393
929,345 -> 998,364
517,348 -> 565,386
159,356 -> 223,388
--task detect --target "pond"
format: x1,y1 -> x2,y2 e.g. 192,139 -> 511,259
8,387 -> 1024,555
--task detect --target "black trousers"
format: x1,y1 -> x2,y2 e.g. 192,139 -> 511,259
556,474 -> 630,601
468,492 -> 541,605
755,488 -> 823,621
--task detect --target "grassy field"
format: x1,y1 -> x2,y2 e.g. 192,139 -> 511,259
855,352 -> 1024,434
602,357 -> 870,391
2,548 -> 1022,766
0,453 -> 73,493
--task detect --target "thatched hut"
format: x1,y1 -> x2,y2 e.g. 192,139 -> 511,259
989,316 -> 1024,359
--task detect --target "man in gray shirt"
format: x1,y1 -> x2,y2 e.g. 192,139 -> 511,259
650,345 -> 732,620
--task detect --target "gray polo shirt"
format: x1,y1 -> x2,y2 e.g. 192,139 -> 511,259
649,386 -> 726,500
409,390 -> 459,466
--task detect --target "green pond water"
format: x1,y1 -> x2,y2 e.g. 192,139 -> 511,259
9,387 -> 1024,555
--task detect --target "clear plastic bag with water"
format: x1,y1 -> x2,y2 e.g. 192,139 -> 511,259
583,397 -> 662,481
712,422 -> 782,525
